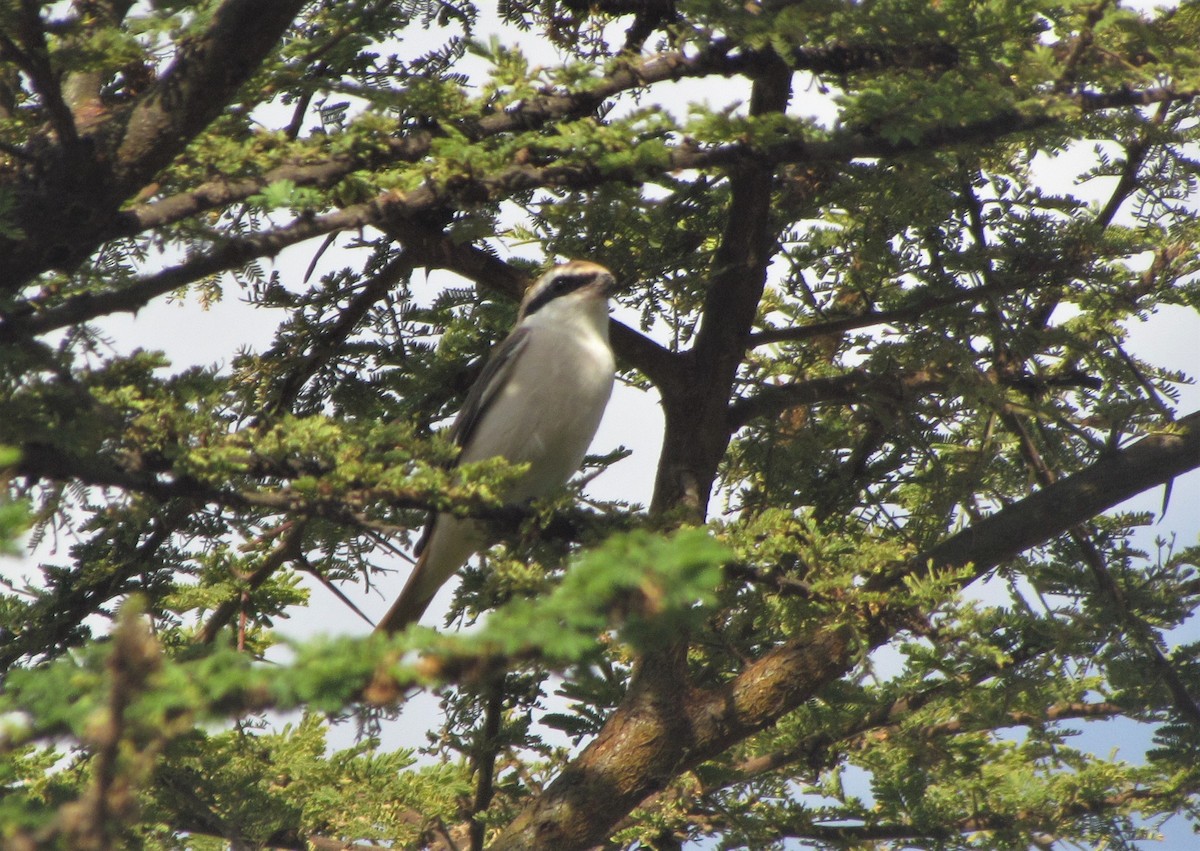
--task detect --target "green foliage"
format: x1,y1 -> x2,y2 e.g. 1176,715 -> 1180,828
145,716 -> 469,849
443,528 -> 729,661
2,0 -> 1200,848
0,447 -> 29,557
0,527 -> 726,846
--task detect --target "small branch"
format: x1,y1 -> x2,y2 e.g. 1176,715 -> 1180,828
10,439 -> 620,553
470,683 -> 506,851
0,201 -> 384,342
308,839 -> 392,851
775,787 -> 1162,845
193,519 -> 309,646
260,250 -> 416,419
1095,98 -> 1169,230
1023,97 -> 1169,330
0,500 -> 193,671
727,366 -> 946,430
918,699 -> 1127,739
748,276 -> 1025,347
7,1 -> 79,144
723,562 -> 816,599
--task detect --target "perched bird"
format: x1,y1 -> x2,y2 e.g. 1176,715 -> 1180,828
377,261 -> 618,633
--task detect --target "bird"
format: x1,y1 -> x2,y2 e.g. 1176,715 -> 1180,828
376,261 -> 618,633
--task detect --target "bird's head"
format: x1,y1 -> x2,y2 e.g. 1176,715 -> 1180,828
517,261 -> 618,324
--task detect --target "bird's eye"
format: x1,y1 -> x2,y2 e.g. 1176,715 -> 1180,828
552,274 -> 588,293
520,270 -> 598,318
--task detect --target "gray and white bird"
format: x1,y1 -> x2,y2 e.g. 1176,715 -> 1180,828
377,261 -> 618,633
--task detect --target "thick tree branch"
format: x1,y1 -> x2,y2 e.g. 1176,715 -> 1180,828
2,0 -> 305,285
650,54 -> 792,516
60,0 -> 136,126
890,409 -> 1200,593
111,0 -> 305,187
488,409 -> 1200,851
2,27 -> 1190,292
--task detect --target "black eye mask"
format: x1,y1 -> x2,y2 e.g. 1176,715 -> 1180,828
522,273 -> 595,317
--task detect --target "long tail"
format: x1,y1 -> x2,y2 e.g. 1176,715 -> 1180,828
375,514 -> 481,634
376,551 -> 437,634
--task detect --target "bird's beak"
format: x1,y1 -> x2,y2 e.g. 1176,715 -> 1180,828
597,270 -> 620,297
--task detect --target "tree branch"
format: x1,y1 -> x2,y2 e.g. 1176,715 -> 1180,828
488,408 -> 1200,850
888,409 -> 1200,593
727,366 -> 950,430
0,494 -> 190,674
4,1 -> 79,145
4,73 -> 1183,350
193,519 -> 309,646
0,202 -> 383,342
3,27 -> 1191,291
728,363 -> 1100,430
79,37 -> 957,236
775,787 -> 1163,845
259,251 -> 417,419
1005,404 -> 1200,728
382,225 -> 682,390
111,0 -> 305,187
1,0 -> 305,285
747,275 -> 1056,347
650,52 -> 793,516
121,156 -> 374,234
4,72 -> 1195,311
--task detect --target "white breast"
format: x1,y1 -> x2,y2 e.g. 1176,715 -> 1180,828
459,310 -> 615,502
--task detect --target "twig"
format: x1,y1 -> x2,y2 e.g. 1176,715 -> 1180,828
193,519 -> 309,645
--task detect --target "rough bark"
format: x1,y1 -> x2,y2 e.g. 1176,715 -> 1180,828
489,408 -> 1200,850
1,0 -> 306,284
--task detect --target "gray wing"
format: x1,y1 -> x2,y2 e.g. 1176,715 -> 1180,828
447,326 -> 531,450
414,326 -> 532,556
